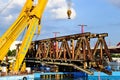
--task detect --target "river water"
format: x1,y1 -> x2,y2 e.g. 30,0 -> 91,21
33,71 -> 120,80
34,76 -> 120,80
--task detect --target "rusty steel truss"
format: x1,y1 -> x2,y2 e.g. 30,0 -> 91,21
17,32 -> 112,75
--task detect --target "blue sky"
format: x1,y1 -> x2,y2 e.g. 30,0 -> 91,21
0,0 -> 120,46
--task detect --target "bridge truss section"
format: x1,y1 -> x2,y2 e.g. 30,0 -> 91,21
17,32 -> 112,75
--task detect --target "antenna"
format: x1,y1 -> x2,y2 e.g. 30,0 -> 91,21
53,32 -> 60,38
78,24 -> 87,33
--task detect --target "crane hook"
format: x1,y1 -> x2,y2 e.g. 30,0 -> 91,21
67,9 -> 72,19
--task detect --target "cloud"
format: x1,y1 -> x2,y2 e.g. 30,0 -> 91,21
5,14 -> 13,21
1,0 -> 76,20
0,0 -> 24,11
0,0 -> 25,26
108,0 -> 120,7
0,1 -> 4,8
47,0 -> 76,19
0,0 -> 76,28
8,0 -> 25,8
50,7 -> 76,19
47,0 -> 67,8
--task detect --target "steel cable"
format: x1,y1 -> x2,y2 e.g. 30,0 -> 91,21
0,0 -> 14,14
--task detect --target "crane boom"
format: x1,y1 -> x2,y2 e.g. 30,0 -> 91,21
0,0 -> 33,61
0,0 -> 48,73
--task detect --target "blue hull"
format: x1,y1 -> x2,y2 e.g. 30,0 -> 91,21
0,74 -> 34,80
0,72 -> 87,80
89,71 -> 120,76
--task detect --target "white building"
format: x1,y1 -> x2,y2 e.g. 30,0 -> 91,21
10,41 -> 22,51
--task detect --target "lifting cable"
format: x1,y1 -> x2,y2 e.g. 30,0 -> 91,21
34,27 -> 40,41
0,0 -> 14,14
67,0 -> 72,9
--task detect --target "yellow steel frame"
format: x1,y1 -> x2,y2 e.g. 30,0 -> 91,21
0,0 -> 48,73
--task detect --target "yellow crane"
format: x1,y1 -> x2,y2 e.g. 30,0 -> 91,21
0,0 -> 72,73
0,0 -> 48,73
